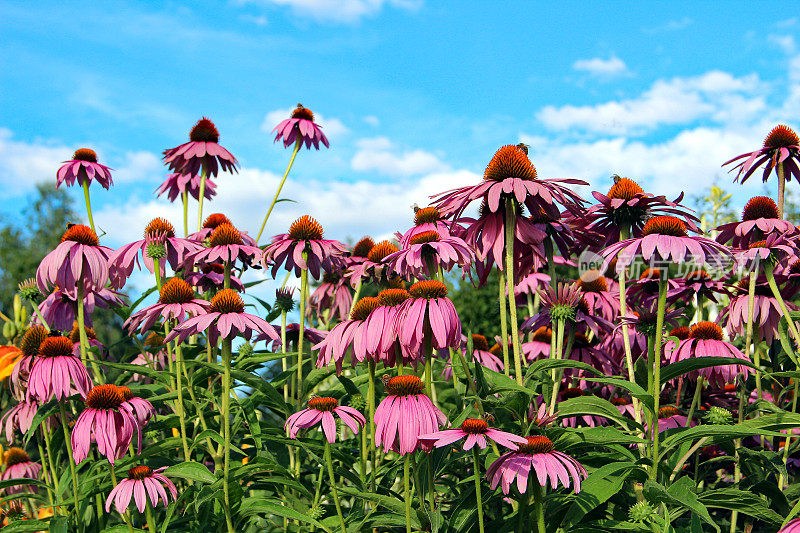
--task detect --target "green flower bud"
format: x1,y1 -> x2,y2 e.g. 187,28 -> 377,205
705,406 -> 733,425
3,321 -> 17,341
628,501 -> 656,523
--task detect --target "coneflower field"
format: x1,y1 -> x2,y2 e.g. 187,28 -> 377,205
5,108 -> 800,533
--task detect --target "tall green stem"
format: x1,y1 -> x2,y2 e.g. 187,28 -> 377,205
766,263 -> 800,346
404,454 -> 412,533
196,169 -> 207,232
256,139 -> 302,244
617,226 -> 643,427
650,275 -> 668,480
548,318 -> 565,416
778,162 -> 786,219
220,337 -> 234,533
349,279 -> 363,316
472,447 -> 485,533
76,284 -> 101,384
516,485 -> 529,533
297,257 -> 309,409
174,337 -> 190,459
498,269 -> 510,377
532,482 -> 545,533
685,377 -> 703,427
504,200 -> 524,385
58,404 -> 82,533
81,181 -> 96,234
182,191 -> 189,237
368,361 -> 377,493
324,441 -> 347,533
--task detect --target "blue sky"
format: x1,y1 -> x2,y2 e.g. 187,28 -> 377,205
2,1 -> 799,262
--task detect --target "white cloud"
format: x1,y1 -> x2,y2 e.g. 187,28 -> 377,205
113,151 -> 163,184
572,56 -> 629,77
262,108 -> 349,139
350,137 -> 449,176
238,0 -> 422,23
770,34 -> 797,54
0,129 -> 71,195
363,115 -> 380,127
537,71 -> 765,136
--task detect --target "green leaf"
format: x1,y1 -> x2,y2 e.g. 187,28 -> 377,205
556,396 -> 640,430
525,358 -> 603,380
562,462 -> 642,527
643,478 -> 718,531
48,516 -> 68,533
581,377 -> 654,413
660,357 -> 757,384
237,498 -> 330,532
778,311 -> 800,367
163,461 -> 215,484
697,488 -> 782,524
478,367 -> 536,395
2,521 -> 53,532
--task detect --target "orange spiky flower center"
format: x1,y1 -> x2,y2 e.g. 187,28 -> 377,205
86,384 -> 125,410
351,237 -> 375,258
532,327 -> 552,343
670,326 -> 691,340
4,447 -> 31,467
409,280 -> 448,299
461,418 -> 489,434
685,270 -> 712,282
489,343 -> 503,356
377,289 -> 410,307
144,218 -> 175,240
414,207 -> 442,225
189,117 -> 219,143
387,277 -> 406,290
409,231 -> 441,246
210,289 -> 245,314
607,177 -> 644,200
73,148 -> 98,163
288,215 -> 324,241
743,196 -> 779,221
689,321 -> 724,341
159,278 -> 194,305
127,466 -> 153,480
748,240 -> 768,250
484,145 -> 538,182
350,297 -> 380,321
203,213 -> 231,230
639,268 -> 662,282
611,397 -> 631,406
659,406 -> 681,418
118,386 -> 134,401
20,325 -> 48,357
70,321 -> 96,343
291,104 -> 315,122
368,241 -> 398,263
308,397 -> 338,411
641,216 -> 687,237
471,334 -> 489,352
517,435 -> 554,454
384,375 -> 425,396
61,224 -> 99,246
38,336 -> 73,358
577,271 -> 609,293
562,387 -> 584,400
763,124 -> 799,149
209,223 -> 243,247
144,333 -> 165,350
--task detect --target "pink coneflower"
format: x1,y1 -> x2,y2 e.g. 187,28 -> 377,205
35,286 -> 124,332
443,334 -> 504,380
272,104 -> 330,150
399,206 -> 462,248
575,271 -> 620,322
1,448 -> 42,495
734,233 -> 796,270
626,268 -> 681,307
164,289 -> 280,345
655,406 -> 690,431
11,325 -> 48,399
431,144 -> 586,221
307,271 -> 353,323
1,400 -> 53,443
184,262 -> 244,294
28,336 -> 92,402
72,384 -> 137,464
36,225 -> 114,293
781,518 -> 800,533
419,417 -> 526,450
109,218 -> 202,289
163,117 -> 238,177
485,435 -> 587,494
344,236 -> 375,271
668,322 -> 752,387
716,196 -> 797,248
105,466 -> 177,514
118,386 -> 156,428
601,216 -> 732,273
398,280 -> 461,353
580,176 -> 699,248
155,172 -> 217,203
125,277 -> 210,334
514,272 -> 551,307
345,240 -> 400,287
264,323 -> 327,351
56,148 -> 113,189
69,321 -> 104,358
184,223 -> 263,269
567,334 -> 618,377
522,327 -> 552,362
722,278 -> 793,342
666,269 -> 730,306
385,229 -> 474,280
285,396 -> 366,443
188,213 -> 253,245
374,375 -> 446,454
554,387 -> 610,428
724,124 -> 800,184
363,289 -> 414,366
262,216 -> 347,279
523,283 -> 611,337
616,302 -> 683,346
314,297 -> 380,373
611,397 -> 638,419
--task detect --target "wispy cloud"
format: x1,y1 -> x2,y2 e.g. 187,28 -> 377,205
350,137 -> 449,176
572,56 -> 629,77
237,0 -> 423,23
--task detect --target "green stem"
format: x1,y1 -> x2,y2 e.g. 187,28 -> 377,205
174,336 -> 191,459
36,432 -> 55,508
82,181 -> 96,234
297,258 -> 309,410
182,191 -> 189,237
220,337 -> 234,533
548,318 -> 565,416
651,275 -> 668,479
196,169 -> 207,232
504,200 -> 523,385
58,404 -> 82,533
256,139 -> 302,244
472,447 -> 485,533
617,226 -> 644,428
324,441 -> 347,533
404,454 -> 412,533
368,361 -> 377,493
145,500 -> 157,533
685,377 -> 703,427
766,263 -> 800,349
532,482 -> 545,533
778,162 -> 786,219
498,268 -> 510,377
30,302 -> 50,331
517,484 -> 529,533
76,284 -> 102,384
349,279 -> 363,316
281,311 -> 289,406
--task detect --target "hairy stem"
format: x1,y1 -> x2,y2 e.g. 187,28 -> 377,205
256,139 -> 302,244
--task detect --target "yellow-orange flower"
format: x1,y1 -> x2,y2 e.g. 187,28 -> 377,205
0,346 -> 21,381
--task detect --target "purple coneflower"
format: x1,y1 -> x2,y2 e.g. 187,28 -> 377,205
69,321 -> 103,358
443,334 -> 504,380
165,289 -> 279,346
125,277 -> 210,334
36,225 -> 114,293
374,375 -> 446,454
189,213 -> 255,245
155,172 -> 217,203
667,269 -> 730,306
1,400 -> 53,443
716,196 -> 797,248
118,386 -> 156,428
522,327 -> 552,362
345,240 -> 400,287
315,297 -> 380,373
722,278 -> 793,343
780,518 -> 800,533
485,435 -> 587,494
668,322 -> 752,387
72,384 -> 137,464
419,417 -> 526,451
184,262 -> 244,294
264,323 -> 327,352
285,396 -> 366,443
185,223 -> 262,269
35,285 -> 123,332
262,216 -> 347,279
399,206 -> 462,248
725,124 -> 800,184
363,288 -> 413,366
28,336 -> 92,402
398,280 -> 461,353
105,465 -> 177,514
734,233 -> 796,271
655,406 -> 690,431
307,271 -> 352,323
56,148 -> 113,190
385,229 -> 474,280
575,271 -> 619,322
1,448 -> 42,495
272,104 -> 330,150
163,117 -> 238,177
11,325 -> 48,399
